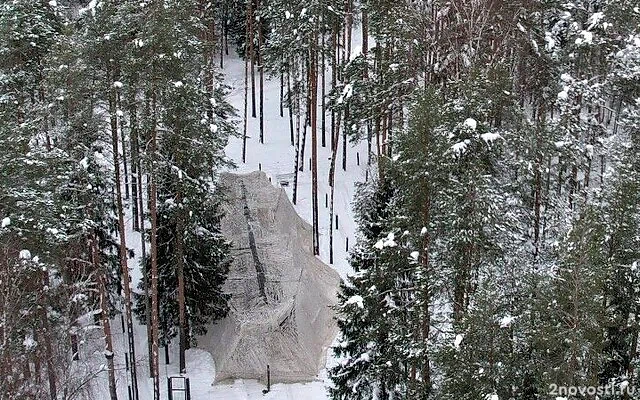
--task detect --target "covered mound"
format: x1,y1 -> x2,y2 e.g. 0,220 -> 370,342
200,171 -> 340,384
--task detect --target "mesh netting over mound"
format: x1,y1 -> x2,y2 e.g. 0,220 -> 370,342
200,171 -> 340,384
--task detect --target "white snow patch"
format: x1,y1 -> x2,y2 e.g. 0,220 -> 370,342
1,217 -> 10,228
451,139 -> 471,155
554,141 -> 566,149
338,84 -> 353,104
173,81 -> 184,88
587,12 -> 604,30
575,30 -> 594,45
19,250 -> 32,259
410,251 -> 420,261
463,118 -> 477,131
374,232 -> 397,249
454,334 -> 464,349
586,144 -> 594,158
345,295 -> 364,309
113,81 -> 123,88
23,335 -> 37,350
79,157 -> 89,169
557,90 -> 569,100
499,315 -> 515,328
544,32 -> 556,51
481,132 -> 501,144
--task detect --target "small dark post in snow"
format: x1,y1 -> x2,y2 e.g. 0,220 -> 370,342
269,177 -> 271,182
325,193 -> 328,208
262,365 -> 271,394
309,158 -> 311,167
165,345 -> 170,365
167,378 -> 172,400
259,163 -> 262,171
346,237 -> 349,252
335,214 -> 339,230
365,170 -> 369,182
357,152 -> 360,166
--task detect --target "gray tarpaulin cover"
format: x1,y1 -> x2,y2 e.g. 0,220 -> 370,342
201,172 -> 340,384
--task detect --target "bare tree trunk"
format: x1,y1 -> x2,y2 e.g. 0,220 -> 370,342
176,202 -> 187,373
328,99 -> 342,264
258,0 -> 265,143
311,31 -> 320,256
361,7 -> 372,165
117,86 -> 130,201
331,30 -> 337,150
420,195 -> 432,394
293,83 -> 301,205
242,0 -> 250,163
149,89 -> 161,400
287,67 -> 295,146
94,235 -> 118,400
249,0 -> 256,119
342,105 -> 348,171
300,118 -> 308,172
280,71 -> 284,118
129,78 -> 140,231
109,64 -> 139,399
321,26 -> 326,148
346,0 -> 352,58
137,92 -> 153,377
41,288 -> 56,400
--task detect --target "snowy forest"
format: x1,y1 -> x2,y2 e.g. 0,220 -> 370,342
1,0 -> 639,399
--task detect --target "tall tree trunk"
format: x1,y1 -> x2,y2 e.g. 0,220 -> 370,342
41,282 -> 56,400
176,202 -> 187,373
321,25 -> 326,148
346,0 -> 352,58
342,105 -> 348,171
361,6 -> 371,164
129,78 -> 140,231
331,30 -> 337,150
249,0 -> 256,119
109,64 -> 139,399
137,92 -> 153,377
328,99 -> 342,264
280,71 -> 284,118
420,195 -> 432,395
220,16 -> 224,69
287,67 -> 295,146
293,84 -> 301,205
93,235 -> 118,400
149,89 -> 161,400
242,0 -> 250,163
117,86 -> 130,201
311,31 -> 320,256
258,0 -> 265,143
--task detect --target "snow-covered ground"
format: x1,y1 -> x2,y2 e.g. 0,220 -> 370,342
91,30 -> 369,399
